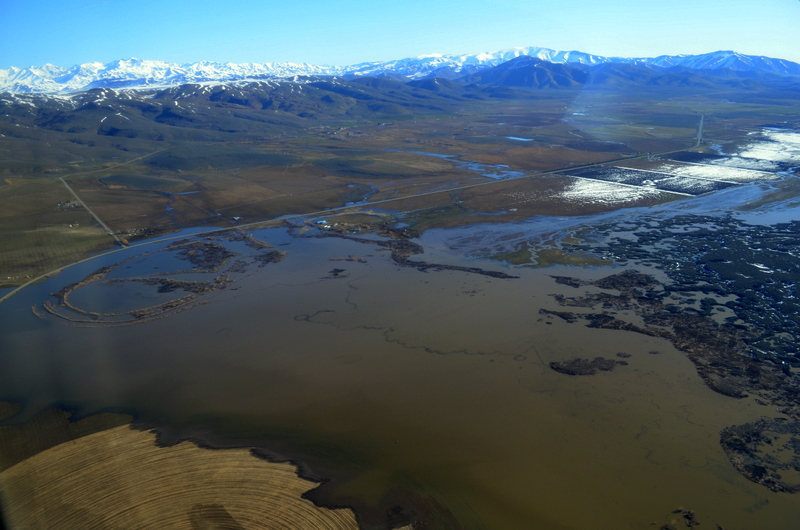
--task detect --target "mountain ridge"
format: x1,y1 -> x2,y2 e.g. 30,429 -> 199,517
3,46 -> 800,94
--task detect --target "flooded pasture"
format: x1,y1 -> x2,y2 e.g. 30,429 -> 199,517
0,227 -> 795,529
1,129 -> 800,529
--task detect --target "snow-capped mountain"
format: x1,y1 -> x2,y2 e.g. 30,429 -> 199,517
639,51 -> 800,77
346,48 -> 800,78
341,47 -> 607,79
0,58 -> 345,94
2,47 -> 799,94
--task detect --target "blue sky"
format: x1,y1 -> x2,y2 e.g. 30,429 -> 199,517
2,0 -> 799,68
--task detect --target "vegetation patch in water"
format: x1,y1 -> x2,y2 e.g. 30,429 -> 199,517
549,356 -> 627,375
532,247 -> 612,268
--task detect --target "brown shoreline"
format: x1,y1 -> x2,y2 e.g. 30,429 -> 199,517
0,403 -> 420,530
0,404 -> 369,530
1,426 -> 362,530
135,420 -> 454,530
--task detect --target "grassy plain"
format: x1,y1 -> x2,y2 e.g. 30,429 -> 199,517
1,85 -> 798,286
0,226 -> 110,283
0,178 -> 116,284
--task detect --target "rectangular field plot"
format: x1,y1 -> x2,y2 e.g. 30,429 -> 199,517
0,226 -> 112,285
664,151 -> 786,172
648,161 -> 778,182
557,178 -> 674,206
564,167 -> 670,186
651,176 -> 738,195
564,167 -> 738,195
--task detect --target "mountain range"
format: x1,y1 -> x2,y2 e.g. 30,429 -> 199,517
3,46 -> 800,94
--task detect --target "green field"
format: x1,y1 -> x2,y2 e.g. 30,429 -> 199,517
0,226 -> 112,286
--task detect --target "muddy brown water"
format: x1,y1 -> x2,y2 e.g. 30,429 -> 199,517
0,228 -> 798,529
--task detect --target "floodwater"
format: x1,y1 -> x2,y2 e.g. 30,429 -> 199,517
0,225 -> 797,529
2,130 -> 800,529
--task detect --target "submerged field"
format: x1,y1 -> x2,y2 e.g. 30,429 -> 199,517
1,83 -> 800,529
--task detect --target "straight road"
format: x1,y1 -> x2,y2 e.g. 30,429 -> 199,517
53,148 -> 167,245
59,177 -> 123,245
695,114 -> 705,147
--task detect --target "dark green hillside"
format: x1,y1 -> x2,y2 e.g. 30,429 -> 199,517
0,79 -> 477,175
145,146 -> 301,171
458,56 -> 800,91
460,56 -> 588,88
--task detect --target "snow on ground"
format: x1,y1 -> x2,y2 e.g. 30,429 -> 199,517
560,178 -> 666,205
652,162 -> 777,182
737,130 -> 800,163
704,156 -> 783,172
653,176 -> 724,194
